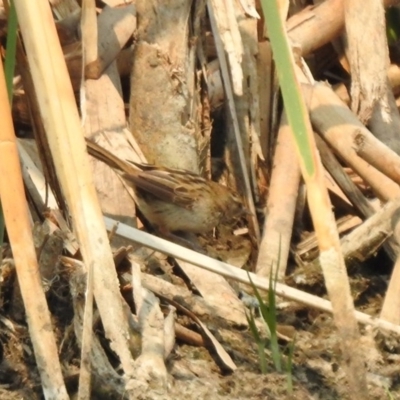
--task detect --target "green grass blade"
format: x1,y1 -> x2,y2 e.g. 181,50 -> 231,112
245,307 -> 268,373
257,342 -> 268,374
247,271 -> 271,334
260,0 -> 315,176
245,307 -> 261,342
0,0 -> 19,247
5,0 -> 18,103
247,270 -> 282,372
267,266 -> 281,372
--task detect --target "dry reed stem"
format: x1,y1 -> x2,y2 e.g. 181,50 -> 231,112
208,0 -> 260,240
256,114 -> 301,280
305,83 -> 400,200
0,56 -> 68,398
78,3 -> 97,398
14,0 -> 136,391
104,217 -> 400,336
286,0 -> 399,57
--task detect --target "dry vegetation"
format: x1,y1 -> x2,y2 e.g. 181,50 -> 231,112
1,0 -> 400,399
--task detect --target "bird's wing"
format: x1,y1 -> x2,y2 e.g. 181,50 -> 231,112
123,170 -> 196,209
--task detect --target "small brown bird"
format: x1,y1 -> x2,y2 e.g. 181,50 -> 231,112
122,164 -> 245,233
86,140 -> 246,234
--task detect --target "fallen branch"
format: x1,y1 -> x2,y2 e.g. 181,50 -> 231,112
103,216 -> 400,336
